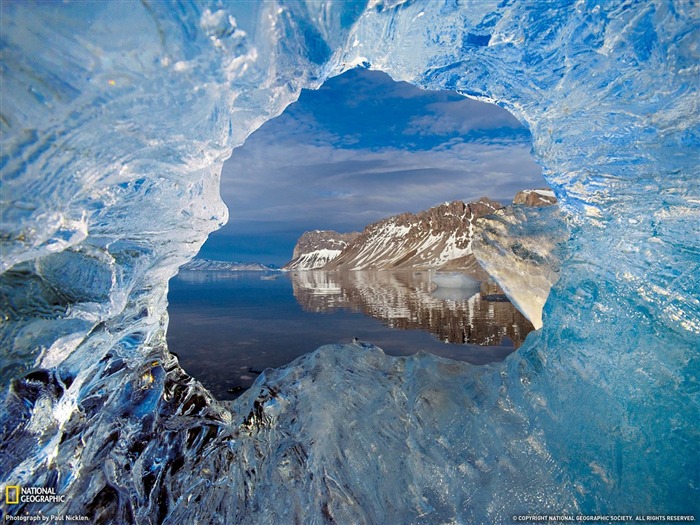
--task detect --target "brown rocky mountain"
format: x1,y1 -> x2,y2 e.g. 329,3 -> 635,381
284,190 -> 557,273
512,188 -> 557,206
283,230 -> 360,270
321,198 -> 503,271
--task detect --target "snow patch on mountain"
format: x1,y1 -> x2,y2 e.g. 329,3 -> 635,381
513,189 -> 558,207
285,249 -> 343,271
284,230 -> 360,270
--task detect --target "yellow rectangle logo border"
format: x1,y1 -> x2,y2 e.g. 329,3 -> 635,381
5,485 -> 20,505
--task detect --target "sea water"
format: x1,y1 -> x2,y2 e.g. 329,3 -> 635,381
167,270 -> 532,399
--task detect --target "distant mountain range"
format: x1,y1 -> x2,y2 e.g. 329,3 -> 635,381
180,258 -> 276,272
284,189 -> 557,272
322,198 -> 502,271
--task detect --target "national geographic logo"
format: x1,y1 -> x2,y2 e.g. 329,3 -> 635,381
5,486 -> 19,505
4,485 -> 66,504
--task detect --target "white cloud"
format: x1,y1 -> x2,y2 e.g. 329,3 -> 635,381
205,68 -> 546,263
220,137 -> 543,232
405,99 -> 523,136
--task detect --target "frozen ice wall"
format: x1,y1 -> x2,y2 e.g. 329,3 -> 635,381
1,1 -> 698,523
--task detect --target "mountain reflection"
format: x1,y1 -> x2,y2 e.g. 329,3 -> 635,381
290,271 -> 534,348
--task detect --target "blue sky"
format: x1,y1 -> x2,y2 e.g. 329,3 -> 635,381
199,68 -> 544,266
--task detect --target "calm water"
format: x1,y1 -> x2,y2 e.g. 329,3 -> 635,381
167,270 -> 533,400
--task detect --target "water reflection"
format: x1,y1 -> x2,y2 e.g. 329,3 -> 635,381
176,270 -> 279,284
168,270 -> 534,400
291,271 -> 534,348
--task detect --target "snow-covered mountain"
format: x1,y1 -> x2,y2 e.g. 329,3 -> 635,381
180,258 -> 275,272
283,230 -> 360,270
322,198 -> 503,271
512,188 -> 557,207
285,191 -> 560,273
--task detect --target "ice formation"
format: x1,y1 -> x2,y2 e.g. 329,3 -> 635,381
1,1 -> 698,523
472,205 -> 568,329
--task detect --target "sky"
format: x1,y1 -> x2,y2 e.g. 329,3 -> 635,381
199,68 -> 545,266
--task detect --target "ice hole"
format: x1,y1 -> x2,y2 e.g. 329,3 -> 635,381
167,68 -> 556,400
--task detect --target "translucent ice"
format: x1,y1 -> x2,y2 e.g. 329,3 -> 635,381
1,1 -> 698,523
472,205 -> 568,329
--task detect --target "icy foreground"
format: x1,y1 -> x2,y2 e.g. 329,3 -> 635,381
1,1 -> 699,523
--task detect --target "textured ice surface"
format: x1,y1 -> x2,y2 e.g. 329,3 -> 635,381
472,205 -> 568,329
1,1 -> 699,523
